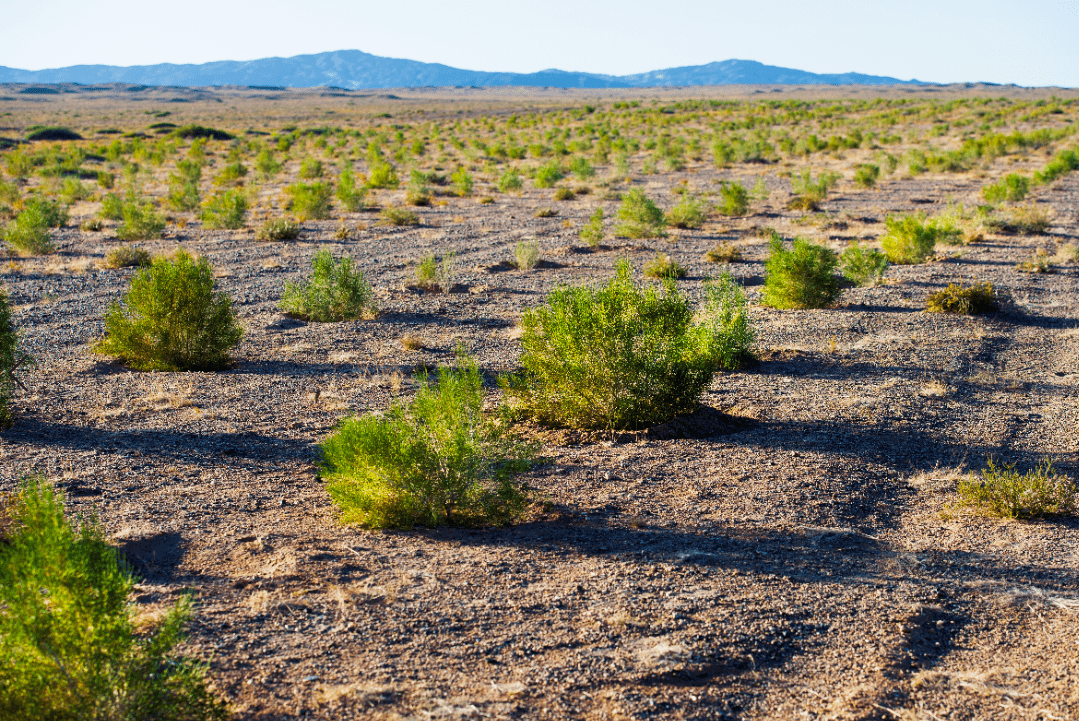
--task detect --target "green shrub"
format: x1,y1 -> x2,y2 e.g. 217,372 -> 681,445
256,218 -> 301,241
667,194 -> 707,228
280,248 -> 376,322
533,207 -> 557,218
503,261 -> 751,430
579,208 -> 605,247
925,281 -> 996,315
717,181 -> 749,216
80,218 -> 104,232
880,214 -> 938,264
102,245 -> 151,269
298,157 -> 324,179
99,192 -> 125,220
569,156 -> 595,179
643,252 -> 686,279
853,164 -> 880,188
840,243 -> 888,286
1016,248 -> 1053,273
117,200 -> 166,241
705,242 -> 742,263
956,459 -> 1075,520
59,178 -> 91,204
534,161 -> 564,188
414,252 -> 456,292
1033,149 -> 1079,185
255,148 -> 282,180
787,169 -> 839,211
0,290 -> 29,428
982,173 -> 1030,203
4,149 -> 34,179
199,189 -> 247,229
497,170 -> 523,193
992,203 -> 1053,235
25,126 -> 82,141
170,125 -> 233,141
320,354 -> 534,529
451,167 -> 474,197
515,240 -> 539,270
0,478 -> 230,721
366,162 -> 399,189
553,187 -> 575,201
285,182 -> 332,221
95,248 -> 243,371
762,238 -> 841,309
615,189 -> 667,239
380,207 -> 420,226
3,200 -> 59,255
336,168 -> 367,211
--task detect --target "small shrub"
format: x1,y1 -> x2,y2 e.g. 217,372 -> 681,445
497,170 -> 523,193
280,247 -> 376,322
256,218 -> 301,241
1004,204 -> 1053,235
414,252 -> 456,292
515,240 -> 539,270
451,167 -> 474,197
99,192 -> 125,220
96,171 -> 115,189
59,178 -> 91,204
298,157 -> 324,179
0,290 -> 29,428
3,201 -> 58,255
762,238 -> 841,309
705,242 -> 742,263
925,281 -> 996,315
853,164 -> 880,188
366,162 -> 399,189
717,182 -> 749,216
95,248 -> 243,371
880,214 -> 938,264
667,195 -> 707,229
533,162 -> 564,188
0,478 -> 230,721
25,126 -> 82,141
1016,248 -> 1052,274
787,169 -> 839,211
615,189 -> 667,239
956,459 -> 1075,520
285,182 -> 332,221
533,207 -> 558,218
569,156 -> 595,179
503,261 -> 752,430
643,252 -> 686,279
553,187 -> 575,201
380,207 -> 420,226
320,354 -> 534,528
80,218 -> 104,232
983,173 -> 1030,203
102,245 -> 151,269
336,168 -> 367,211
214,161 -> 247,185
255,148 -> 282,179
170,125 -> 233,141
840,243 -> 888,286
579,208 -> 605,247
117,199 -> 166,241
199,189 -> 247,230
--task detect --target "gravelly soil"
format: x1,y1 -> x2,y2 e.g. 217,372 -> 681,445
3,124 -> 1079,719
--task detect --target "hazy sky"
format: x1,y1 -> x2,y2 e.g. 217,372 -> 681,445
3,0 -> 1077,86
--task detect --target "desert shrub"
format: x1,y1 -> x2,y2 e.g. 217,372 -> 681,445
667,195 -> 706,229
982,173 -> 1030,203
579,208 -> 605,247
1034,149 -> 1079,185
840,243 -> 888,286
533,207 -> 557,218
762,238 -> 841,309
336,168 -> 367,211
255,148 -> 282,179
615,189 -> 667,239
705,242 -> 742,263
3,201 -> 58,255
25,126 -> 82,141
102,245 -> 151,269
80,218 -> 104,232
502,261 -> 751,430
787,169 -> 839,211
199,189 -> 247,229
298,157 -> 324,179
534,162 -> 563,188
4,149 -> 34,179
553,187 -> 575,201
934,203 -> 986,244
95,248 -> 243,371
569,156 -> 595,179
0,478 -> 230,721
214,161 -> 247,186
280,247 -> 376,322
643,252 -> 686,279
497,170 -> 523,193
170,125 -> 233,141
256,218 -> 300,241
117,199 -> 166,241
451,167 -> 474,197
1016,248 -> 1053,273
956,459 -> 1075,520
1054,243 -> 1079,263
380,207 -> 419,226
59,178 -> 91,204
1000,204 -> 1053,235
366,162 -> 399,189
853,163 -> 880,188
414,252 -> 457,292
717,181 -> 749,216
925,281 -> 996,315
22,197 -> 67,228
880,214 -> 938,264
320,354 -> 534,529
99,192 -> 125,220
515,240 -> 539,270
285,182 -> 332,221
0,290 -> 29,428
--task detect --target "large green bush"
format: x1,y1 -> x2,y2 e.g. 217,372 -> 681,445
503,261 -> 752,430
285,182 -> 332,221
280,248 -> 377,322
614,189 -> 667,239
320,355 -> 534,528
0,478 -> 230,721
0,290 -> 30,428
762,238 -> 842,309
880,214 -> 939,264
3,199 -> 61,255
95,249 -> 243,371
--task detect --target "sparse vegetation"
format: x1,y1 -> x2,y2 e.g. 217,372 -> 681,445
256,218 -> 301,241
102,245 -> 152,269
762,238 -> 841,309
880,214 -> 939,264
716,181 -> 749,216
705,242 -> 742,263
982,173 -> 1030,203
956,459 -> 1076,520
0,289 -> 28,427
840,243 -> 888,286
117,199 -> 166,241
615,189 -> 667,239
3,199 -> 59,255
643,252 -> 686,279
514,240 -> 540,270
853,163 -> 880,188
926,281 -> 996,314
336,168 -> 368,211
414,252 -> 456,292
285,182 -> 332,221
199,189 -> 248,229
579,208 -> 605,247
666,195 -> 707,228
380,207 -> 420,226
280,248 -> 376,322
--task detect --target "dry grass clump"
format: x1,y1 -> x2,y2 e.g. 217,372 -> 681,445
256,218 -> 300,241
400,334 -> 424,351
101,245 -> 152,269
514,240 -> 540,270
533,207 -> 558,218
956,459 -> 1076,520
380,207 -> 420,226
1016,248 -> 1053,273
925,281 -> 996,315
705,242 -> 742,264
643,252 -> 686,279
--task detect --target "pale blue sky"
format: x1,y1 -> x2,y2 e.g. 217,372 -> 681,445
2,0 -> 1076,86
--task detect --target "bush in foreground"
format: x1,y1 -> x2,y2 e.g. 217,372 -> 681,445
502,261 -> 752,430
762,238 -> 841,309
320,354 -> 535,528
95,248 -> 243,371
925,281 -> 996,315
956,459 -> 1076,520
0,478 -> 230,721
280,248 -> 376,322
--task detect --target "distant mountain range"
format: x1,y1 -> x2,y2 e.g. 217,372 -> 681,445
0,50 -> 924,89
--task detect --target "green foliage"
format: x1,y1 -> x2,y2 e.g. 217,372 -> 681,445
213,161 -> 247,185
320,355 -> 534,528
256,218 -> 300,241
170,125 -> 233,141
95,248 -> 243,371
956,459 -> 1076,520
643,252 -> 686,279
451,167 -> 474,197
298,157 -> 324,179
255,148 -> 282,180
496,170 -> 523,193
199,189 -> 247,229
569,156 -> 595,179
336,168 -> 367,211
503,261 -> 752,430
667,194 -> 707,228
414,252 -> 456,292
380,206 -> 420,226
0,478 -> 230,721
59,178 -> 91,204
99,193 -> 125,220
3,198 -> 62,255
1033,149 -> 1079,185
25,126 -> 82,141
0,290 -> 28,428
553,187 -> 575,201
705,242 -> 742,263
514,240 -> 539,270
717,181 -> 749,216
982,173 -> 1030,203
117,199 -> 166,241
280,247 -> 376,322
840,243 -> 888,286
533,161 -> 564,188
4,149 -> 34,179
925,281 -> 996,315
579,208 -> 605,247
880,214 -> 939,264
853,163 -> 880,188
615,189 -> 667,239
762,238 -> 841,309
366,162 -> 399,189
787,169 -> 839,211
285,182 -> 332,221
103,245 -> 152,269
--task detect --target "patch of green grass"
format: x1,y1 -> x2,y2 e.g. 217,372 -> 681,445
643,252 -> 686,279
956,459 -> 1076,520
280,247 -> 376,322
285,182 -> 332,221
926,281 -> 996,315
199,189 -> 247,229
852,163 -> 880,188
762,238 -> 841,309
256,218 -> 300,241
553,187 -> 575,201
95,248 -> 243,371
614,189 -> 667,239
840,243 -> 888,286
320,354 -> 535,528
0,477 -> 230,721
